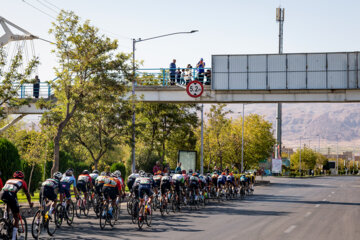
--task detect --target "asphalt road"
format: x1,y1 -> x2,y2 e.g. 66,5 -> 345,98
33,176 -> 360,240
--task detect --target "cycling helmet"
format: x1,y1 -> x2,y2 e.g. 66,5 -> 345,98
182,170 -> 186,174
13,171 -> 24,179
222,172 -> 226,175
105,172 -> 111,177
82,170 -> 89,175
176,170 -> 182,174
139,170 -> 145,177
65,169 -> 73,176
192,173 -> 197,176
156,170 -> 162,175
100,171 -> 106,176
93,170 -> 99,174
53,172 -> 62,180
113,170 -> 121,177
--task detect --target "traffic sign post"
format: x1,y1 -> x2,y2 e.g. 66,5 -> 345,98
186,80 -> 204,98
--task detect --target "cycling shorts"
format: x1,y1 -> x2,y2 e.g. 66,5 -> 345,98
95,183 -> 104,195
217,179 -> 225,187
103,187 -> 118,200
160,181 -> 171,194
0,191 -> 20,214
77,181 -> 88,193
138,184 -> 153,199
59,182 -> 72,199
127,179 -> 135,191
154,180 -> 161,188
40,186 -> 57,203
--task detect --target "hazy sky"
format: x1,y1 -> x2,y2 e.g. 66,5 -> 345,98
2,0 -> 360,81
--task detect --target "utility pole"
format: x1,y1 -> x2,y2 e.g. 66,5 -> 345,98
241,104 -> 245,173
299,136 -> 302,175
336,136 -> 339,175
276,7 -> 285,158
201,104 -> 204,175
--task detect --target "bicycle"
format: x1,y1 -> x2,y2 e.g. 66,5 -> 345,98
159,190 -> 170,217
55,194 -> 75,228
137,195 -> 152,230
31,197 -> 58,239
99,199 -> 116,230
0,205 -> 28,240
75,192 -> 90,218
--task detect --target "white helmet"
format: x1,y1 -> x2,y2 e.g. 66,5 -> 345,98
113,170 -> 121,177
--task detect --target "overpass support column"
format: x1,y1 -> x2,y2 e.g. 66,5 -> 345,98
0,114 -> 27,134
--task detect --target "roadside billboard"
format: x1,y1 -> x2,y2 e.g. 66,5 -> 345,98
272,159 -> 282,173
178,150 -> 197,172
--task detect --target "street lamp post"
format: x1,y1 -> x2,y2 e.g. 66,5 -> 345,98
299,136 -> 302,176
131,30 -> 198,173
241,104 -> 245,173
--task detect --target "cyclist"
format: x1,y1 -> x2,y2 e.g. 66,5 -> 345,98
172,170 -> 184,208
160,173 -> 171,207
95,172 -> 107,197
77,170 -> 93,204
60,169 -> 79,207
137,170 -> 154,221
217,172 -> 227,197
0,171 -> 33,240
127,172 -> 139,197
153,170 -> 162,196
102,173 -> 121,217
113,170 -> 125,198
0,171 -> 3,191
189,172 -> 200,201
226,172 -> 236,195
40,171 -> 62,219
90,170 -> 99,187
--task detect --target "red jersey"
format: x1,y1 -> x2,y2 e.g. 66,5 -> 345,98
104,177 -> 121,191
0,178 -> 3,191
2,179 -> 28,194
78,174 -> 92,183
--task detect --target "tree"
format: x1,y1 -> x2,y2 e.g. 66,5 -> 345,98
46,10 -> 131,174
0,45 -> 39,119
290,147 -> 317,173
0,138 -> 21,180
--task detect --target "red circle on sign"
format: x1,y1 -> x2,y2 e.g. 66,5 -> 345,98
186,80 -> 204,98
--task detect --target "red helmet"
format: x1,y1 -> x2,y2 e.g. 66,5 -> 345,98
182,170 -> 186,174
13,171 -> 24,179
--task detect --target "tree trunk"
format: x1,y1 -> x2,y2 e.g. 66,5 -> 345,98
94,160 -> 98,170
28,163 -> 35,195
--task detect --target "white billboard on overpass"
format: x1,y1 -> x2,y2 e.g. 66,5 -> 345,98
212,52 -> 360,90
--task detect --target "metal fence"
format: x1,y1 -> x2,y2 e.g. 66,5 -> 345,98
135,68 -> 212,86
212,52 -> 360,90
16,82 -> 51,99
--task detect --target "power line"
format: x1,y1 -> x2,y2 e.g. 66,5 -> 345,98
35,0 -> 59,14
43,0 -> 61,11
22,0 -> 56,20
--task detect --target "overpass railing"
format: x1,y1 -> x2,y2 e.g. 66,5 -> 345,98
135,68 -> 212,86
16,82 -> 52,99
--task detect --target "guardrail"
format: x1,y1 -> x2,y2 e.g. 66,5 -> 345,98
16,82 -> 52,99
135,68 -> 212,86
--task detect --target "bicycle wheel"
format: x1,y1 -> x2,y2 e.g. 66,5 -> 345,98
131,202 -> 139,224
47,209 -> 57,236
160,200 -> 165,217
145,204 -> 152,227
84,199 -> 90,217
127,199 -> 132,215
55,204 -> 63,228
66,201 -> 75,225
75,199 -> 82,218
0,218 -> 10,239
31,210 -> 42,239
165,201 -> 170,214
99,204 -> 107,230
114,202 -> 121,222
17,215 -> 27,240
137,212 -> 144,230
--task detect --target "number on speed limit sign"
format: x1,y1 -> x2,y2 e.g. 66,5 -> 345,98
186,80 -> 204,98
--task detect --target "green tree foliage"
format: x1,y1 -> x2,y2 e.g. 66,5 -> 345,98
45,10 -> 132,174
290,147 -> 317,172
110,162 -> 126,179
200,104 -> 275,172
0,46 -> 39,119
22,161 -> 42,194
0,138 -> 21,180
136,103 -> 199,169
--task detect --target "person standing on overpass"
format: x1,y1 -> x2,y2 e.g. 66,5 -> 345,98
169,59 -> 176,85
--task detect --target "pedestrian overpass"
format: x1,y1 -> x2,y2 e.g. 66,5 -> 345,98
7,51 -> 360,114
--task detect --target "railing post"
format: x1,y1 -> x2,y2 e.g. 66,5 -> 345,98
48,83 -> 51,99
20,85 -> 23,98
162,69 -> 165,86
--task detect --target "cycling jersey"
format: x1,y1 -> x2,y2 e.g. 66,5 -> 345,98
172,174 -> 184,183
40,178 -> 60,202
89,173 -> 99,181
2,179 -> 28,193
137,177 -> 153,199
42,178 -> 60,191
96,175 -> 107,185
217,175 -> 226,185
104,177 -> 121,191
78,174 -> 92,184
0,178 -> 29,214
0,178 -> 3,191
60,175 -> 76,199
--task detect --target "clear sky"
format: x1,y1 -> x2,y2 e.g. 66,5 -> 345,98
2,0 -> 360,81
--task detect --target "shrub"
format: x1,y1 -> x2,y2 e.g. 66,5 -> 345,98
22,161 -> 43,194
0,138 -> 21,181
110,162 -> 126,179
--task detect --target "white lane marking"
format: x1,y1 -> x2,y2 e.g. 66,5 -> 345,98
331,192 -> 335,194
305,211 -> 312,217
322,198 -> 327,201
315,204 -> 320,208
284,225 -> 296,233
328,195 -> 331,197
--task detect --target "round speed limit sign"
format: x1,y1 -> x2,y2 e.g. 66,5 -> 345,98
186,80 -> 204,98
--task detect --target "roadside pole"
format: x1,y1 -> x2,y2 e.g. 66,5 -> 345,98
201,104 -> 204,175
